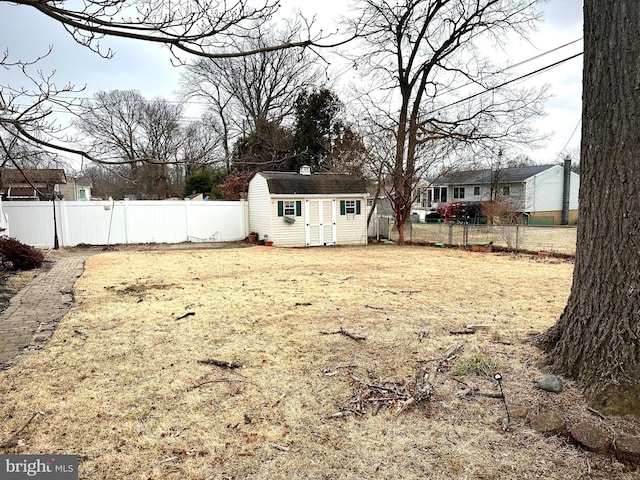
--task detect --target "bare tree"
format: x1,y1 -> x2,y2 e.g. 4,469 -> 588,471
180,23 -> 325,172
2,0 -> 329,60
346,0 -> 545,244
74,89 -> 212,198
180,116 -> 224,177
0,0 -> 354,170
1,131 -> 65,170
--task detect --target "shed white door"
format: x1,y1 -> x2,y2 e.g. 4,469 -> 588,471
305,199 -> 336,246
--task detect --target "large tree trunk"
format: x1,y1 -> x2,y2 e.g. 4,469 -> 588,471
539,1 -> 640,413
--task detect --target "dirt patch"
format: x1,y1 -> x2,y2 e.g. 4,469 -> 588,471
0,245 -> 637,479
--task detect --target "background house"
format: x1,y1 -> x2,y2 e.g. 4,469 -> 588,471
0,168 -> 67,201
60,174 -> 93,201
0,169 -> 94,201
248,166 -> 369,247
412,161 -> 579,225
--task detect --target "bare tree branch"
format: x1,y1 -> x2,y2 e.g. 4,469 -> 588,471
345,0 -> 545,244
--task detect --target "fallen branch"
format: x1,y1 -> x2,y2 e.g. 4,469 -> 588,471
320,327 -> 366,341
176,312 -> 196,320
475,392 -> 504,399
0,412 -> 40,449
190,378 -> 235,390
364,304 -> 384,310
586,406 -> 608,420
294,302 -> 312,306
328,411 -> 353,419
269,442 -> 290,452
73,327 -> 88,339
188,377 -> 259,392
449,328 -> 475,335
198,359 -> 242,369
444,340 -> 466,359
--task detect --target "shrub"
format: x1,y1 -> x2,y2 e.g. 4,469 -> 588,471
437,201 -> 483,223
453,353 -> 500,377
0,237 -> 44,271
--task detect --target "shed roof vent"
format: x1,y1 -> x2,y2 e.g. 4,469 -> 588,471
299,165 -> 312,175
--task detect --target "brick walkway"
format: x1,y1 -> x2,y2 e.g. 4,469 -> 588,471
0,250 -> 94,369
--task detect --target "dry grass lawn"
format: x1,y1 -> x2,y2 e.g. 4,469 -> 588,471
1,245 -> 638,479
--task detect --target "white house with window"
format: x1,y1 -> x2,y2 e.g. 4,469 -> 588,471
412,163 -> 579,225
247,166 -> 369,247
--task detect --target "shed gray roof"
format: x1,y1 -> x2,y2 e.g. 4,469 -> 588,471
259,171 -> 368,195
436,165 -> 556,185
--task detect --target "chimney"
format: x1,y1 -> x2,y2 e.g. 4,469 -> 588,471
561,156 -> 571,225
299,165 -> 312,175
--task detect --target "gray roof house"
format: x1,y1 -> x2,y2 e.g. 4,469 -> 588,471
413,162 -> 579,225
248,166 -> 369,247
1,168 -> 67,200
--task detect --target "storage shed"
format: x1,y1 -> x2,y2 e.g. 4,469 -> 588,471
248,166 -> 369,247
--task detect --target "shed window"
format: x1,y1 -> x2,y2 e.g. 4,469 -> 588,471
340,200 -> 362,215
277,200 -> 302,217
473,186 -> 480,196
284,201 -> 295,216
502,186 -> 510,196
453,187 -> 465,199
345,200 -> 356,214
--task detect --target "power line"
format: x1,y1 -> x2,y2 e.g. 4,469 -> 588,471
556,118 -> 581,161
429,52 -> 583,115
6,38 -> 583,110
432,38 -> 583,99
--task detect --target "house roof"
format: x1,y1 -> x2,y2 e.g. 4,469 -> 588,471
7,187 -> 38,197
259,172 -> 368,195
435,165 -> 556,185
1,168 -> 67,185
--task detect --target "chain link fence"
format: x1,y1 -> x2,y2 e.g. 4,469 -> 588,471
382,220 -> 576,255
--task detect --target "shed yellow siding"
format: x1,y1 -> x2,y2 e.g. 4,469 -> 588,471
271,199 -> 306,247
335,200 -> 368,245
247,175 -> 272,240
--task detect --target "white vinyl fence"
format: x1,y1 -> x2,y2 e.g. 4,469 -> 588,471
3,200 -> 249,248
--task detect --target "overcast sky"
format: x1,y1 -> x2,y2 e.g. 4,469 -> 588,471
0,0 -> 583,167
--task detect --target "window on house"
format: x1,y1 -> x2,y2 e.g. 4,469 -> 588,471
345,200 -> 356,214
453,187 -> 465,199
502,186 -> 510,196
440,188 -> 447,203
340,200 -> 361,215
427,189 -> 433,206
474,186 -> 480,196
277,200 -> 302,217
284,201 -> 295,216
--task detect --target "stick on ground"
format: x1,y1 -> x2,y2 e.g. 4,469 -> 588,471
198,359 -> 243,369
320,327 -> 366,341
0,412 -> 40,449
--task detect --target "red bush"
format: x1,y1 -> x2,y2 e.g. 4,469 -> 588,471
0,237 -> 44,270
437,201 -> 482,222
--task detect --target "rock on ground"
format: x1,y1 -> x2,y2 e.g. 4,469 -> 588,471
530,411 -> 566,435
570,421 -> 611,454
536,375 -> 563,393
